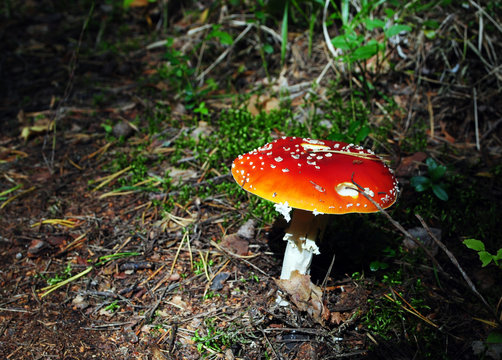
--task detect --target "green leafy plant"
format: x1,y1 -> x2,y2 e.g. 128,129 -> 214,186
101,122 -> 113,136
369,246 -> 398,272
203,291 -> 219,300
193,257 -> 214,275
463,239 -> 502,268
330,0 -> 412,63
363,296 -> 404,339
104,300 -> 120,313
319,87 -> 371,143
193,101 -> 209,118
410,158 -> 448,201
207,24 -> 234,46
158,38 -> 197,108
46,263 -> 73,286
327,0 -> 412,94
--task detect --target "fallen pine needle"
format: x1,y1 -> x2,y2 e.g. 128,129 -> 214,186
81,141 -> 114,161
0,184 -> 22,198
384,289 -> 438,329
170,231 -> 189,275
140,264 -> 166,286
67,157 -> 83,170
31,218 -> 79,228
1,186 -> 36,210
99,190 -> 136,199
472,317 -> 498,327
198,250 -> 211,283
56,232 -> 87,254
92,165 -> 131,191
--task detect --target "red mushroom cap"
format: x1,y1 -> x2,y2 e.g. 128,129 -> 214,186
231,136 -> 398,214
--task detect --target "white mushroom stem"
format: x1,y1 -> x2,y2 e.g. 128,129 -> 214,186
276,209 -> 328,306
279,209 -> 328,279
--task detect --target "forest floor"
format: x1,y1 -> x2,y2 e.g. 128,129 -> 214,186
1,1 -> 501,359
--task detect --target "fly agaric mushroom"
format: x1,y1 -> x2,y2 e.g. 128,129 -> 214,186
231,137 -> 398,292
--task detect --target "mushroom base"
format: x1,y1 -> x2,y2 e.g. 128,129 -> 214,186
277,209 -> 328,305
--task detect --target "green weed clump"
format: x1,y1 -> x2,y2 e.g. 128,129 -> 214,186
192,318 -> 244,357
463,239 -> 502,269
411,158 -> 448,201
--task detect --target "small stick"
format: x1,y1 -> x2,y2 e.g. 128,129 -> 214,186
167,323 -> 178,352
427,92 -> 434,140
473,87 -> 480,151
321,253 -> 336,303
196,24 -> 253,82
212,241 -> 269,277
260,327 -> 283,360
170,232 -> 188,275
322,0 -> 340,59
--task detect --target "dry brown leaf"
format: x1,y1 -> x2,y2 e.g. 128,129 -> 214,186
330,311 -> 345,325
275,270 -> 329,324
220,234 -> 249,256
167,167 -> 198,185
246,94 -> 280,115
395,152 -> 427,177
127,0 -> 150,7
169,295 -> 189,310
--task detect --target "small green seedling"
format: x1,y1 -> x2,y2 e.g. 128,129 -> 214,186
104,300 -> 120,313
192,318 -> 234,356
410,158 -> 448,201
207,24 -> 234,46
463,239 -> 502,268
46,263 -> 73,285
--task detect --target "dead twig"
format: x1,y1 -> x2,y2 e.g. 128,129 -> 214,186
472,87 -> 480,151
321,253 -> 336,304
211,240 -> 270,277
196,24 -> 253,83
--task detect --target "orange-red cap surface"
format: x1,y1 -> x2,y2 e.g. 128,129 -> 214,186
232,137 -> 398,214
